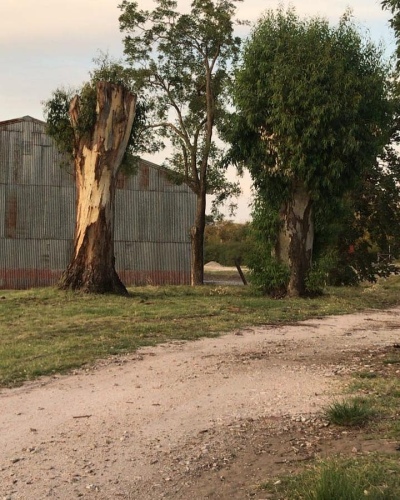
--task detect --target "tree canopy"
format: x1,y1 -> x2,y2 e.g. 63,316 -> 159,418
226,8 -> 394,295
119,0 -> 242,284
44,57 -> 147,174
382,0 -> 400,67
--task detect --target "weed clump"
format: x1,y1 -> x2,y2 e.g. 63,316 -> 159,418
324,398 -> 376,427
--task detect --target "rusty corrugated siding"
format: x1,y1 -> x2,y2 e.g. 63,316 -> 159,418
0,116 -> 195,289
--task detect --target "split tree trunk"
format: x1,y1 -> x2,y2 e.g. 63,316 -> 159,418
275,183 -> 314,297
59,82 -> 136,295
190,191 -> 206,286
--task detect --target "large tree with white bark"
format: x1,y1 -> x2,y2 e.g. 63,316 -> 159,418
44,65 -> 139,294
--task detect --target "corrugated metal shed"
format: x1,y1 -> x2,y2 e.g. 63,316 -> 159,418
0,116 -> 196,289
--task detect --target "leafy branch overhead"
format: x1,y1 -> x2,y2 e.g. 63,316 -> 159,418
119,0 -> 243,285
119,0 -> 241,195
44,56 -> 150,175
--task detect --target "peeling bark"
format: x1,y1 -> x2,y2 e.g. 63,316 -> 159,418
59,82 -> 136,295
275,183 -> 314,297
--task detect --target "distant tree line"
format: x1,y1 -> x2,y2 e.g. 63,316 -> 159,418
204,220 -> 255,266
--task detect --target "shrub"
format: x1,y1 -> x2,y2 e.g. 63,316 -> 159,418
248,254 -> 290,297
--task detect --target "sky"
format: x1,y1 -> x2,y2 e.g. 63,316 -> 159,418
0,0 -> 395,221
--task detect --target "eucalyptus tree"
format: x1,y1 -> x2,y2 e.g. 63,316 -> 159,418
382,0 -> 400,66
44,62 -> 140,295
119,0 -> 241,285
227,8 -> 393,296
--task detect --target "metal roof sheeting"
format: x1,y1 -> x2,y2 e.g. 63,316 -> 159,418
0,116 -> 195,289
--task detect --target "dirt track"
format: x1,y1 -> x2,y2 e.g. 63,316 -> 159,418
1,307 -> 400,499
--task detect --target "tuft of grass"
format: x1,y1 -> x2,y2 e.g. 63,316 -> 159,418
324,398 -> 376,427
348,365 -> 400,439
262,457 -> 400,499
382,358 -> 400,365
357,371 -> 378,379
260,345 -> 400,500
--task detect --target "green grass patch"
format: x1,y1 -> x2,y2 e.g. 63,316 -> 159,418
1,276 -> 400,387
382,358 -> 400,365
357,371 -> 378,379
324,398 -> 376,427
262,456 -> 400,499
260,343 -> 400,499
348,367 -> 400,439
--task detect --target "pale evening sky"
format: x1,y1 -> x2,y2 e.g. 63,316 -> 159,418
0,0 -> 395,221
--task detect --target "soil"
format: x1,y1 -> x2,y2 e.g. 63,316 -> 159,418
1,307 -> 400,500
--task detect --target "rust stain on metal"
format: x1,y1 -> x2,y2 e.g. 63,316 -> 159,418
0,269 -> 191,289
0,269 -> 63,289
5,195 -> 17,238
139,164 -> 150,190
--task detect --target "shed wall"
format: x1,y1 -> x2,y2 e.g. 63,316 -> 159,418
0,117 -> 195,289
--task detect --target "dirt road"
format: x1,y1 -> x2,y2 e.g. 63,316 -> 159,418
1,308 -> 399,499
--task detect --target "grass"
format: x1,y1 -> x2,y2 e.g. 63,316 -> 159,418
260,334 -> 400,499
324,398 -> 376,427
0,275 -> 400,387
262,457 -> 400,499
348,350 -> 400,440
1,275 -> 400,497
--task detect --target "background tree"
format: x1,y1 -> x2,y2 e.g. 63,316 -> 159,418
204,220 -> 255,266
119,0 -> 241,285
226,8 -> 393,296
382,0 -> 400,67
44,62 -> 140,295
311,140 -> 400,287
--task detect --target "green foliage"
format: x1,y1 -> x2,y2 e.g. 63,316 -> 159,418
44,84 -> 98,156
235,9 -> 391,194
230,8 -> 393,197
43,55 -> 149,174
119,0 -> 242,199
248,254 -> 290,297
204,220 -> 255,266
267,458 -> 400,500
305,264 -> 329,296
43,88 -> 75,157
325,398 -> 376,427
245,196 -> 291,296
312,144 -> 400,286
226,7 -> 395,293
382,0 -> 400,68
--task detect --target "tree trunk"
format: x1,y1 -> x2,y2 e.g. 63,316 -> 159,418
190,191 -> 206,286
59,82 -> 136,295
275,183 -> 314,297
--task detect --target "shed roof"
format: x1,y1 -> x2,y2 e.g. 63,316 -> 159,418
0,115 -> 46,127
0,115 -> 185,182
